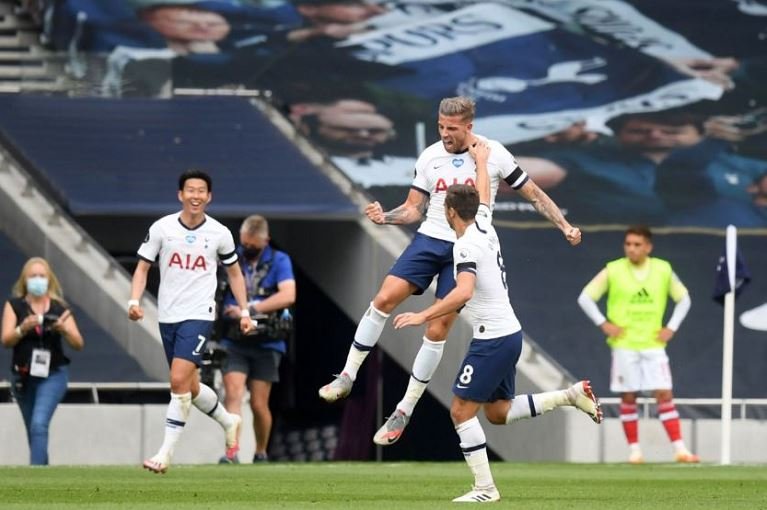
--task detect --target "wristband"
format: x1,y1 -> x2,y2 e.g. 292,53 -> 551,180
15,326 -> 22,337
128,299 -> 140,308
240,308 -> 251,319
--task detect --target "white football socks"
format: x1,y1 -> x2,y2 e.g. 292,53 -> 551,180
157,392 -> 192,459
456,417 -> 495,489
397,337 -> 445,416
342,303 -> 389,381
506,390 -> 570,423
193,383 -> 234,430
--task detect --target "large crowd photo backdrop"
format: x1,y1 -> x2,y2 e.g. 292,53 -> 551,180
45,0 -> 767,399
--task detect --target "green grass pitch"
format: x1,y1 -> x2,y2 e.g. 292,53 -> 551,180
1,462 -> 765,509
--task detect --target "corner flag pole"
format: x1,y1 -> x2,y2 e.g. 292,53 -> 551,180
720,225 -> 736,465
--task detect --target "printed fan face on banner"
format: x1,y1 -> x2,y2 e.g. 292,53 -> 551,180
47,0 -> 767,228
339,4 -> 722,145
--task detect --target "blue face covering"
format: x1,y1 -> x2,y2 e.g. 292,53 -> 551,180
26,276 -> 49,297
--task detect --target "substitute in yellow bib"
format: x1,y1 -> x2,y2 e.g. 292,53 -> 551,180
577,225 -> 699,464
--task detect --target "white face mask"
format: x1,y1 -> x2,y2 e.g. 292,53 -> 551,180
26,276 -> 49,297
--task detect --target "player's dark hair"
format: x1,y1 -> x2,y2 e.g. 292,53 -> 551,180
625,225 -> 652,241
445,184 -> 479,221
179,169 -> 212,192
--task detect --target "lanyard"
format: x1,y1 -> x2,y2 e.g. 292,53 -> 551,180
24,297 -> 50,348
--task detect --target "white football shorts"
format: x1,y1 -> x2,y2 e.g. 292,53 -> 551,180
610,348 -> 672,393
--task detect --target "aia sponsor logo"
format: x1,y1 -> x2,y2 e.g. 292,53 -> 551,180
168,252 -> 207,271
435,177 -> 475,193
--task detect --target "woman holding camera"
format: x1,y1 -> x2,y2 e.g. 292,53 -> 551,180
1,257 -> 84,465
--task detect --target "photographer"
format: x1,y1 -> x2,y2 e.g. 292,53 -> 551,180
218,215 -> 295,463
1,257 -> 84,465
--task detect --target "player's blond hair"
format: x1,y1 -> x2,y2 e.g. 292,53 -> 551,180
439,97 -> 476,122
241,215 -> 269,238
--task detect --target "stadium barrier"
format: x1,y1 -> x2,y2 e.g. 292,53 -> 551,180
0,383 -> 764,464
0,381 -> 338,464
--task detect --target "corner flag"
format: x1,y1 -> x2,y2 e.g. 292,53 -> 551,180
712,240 -> 751,304
715,225 -> 751,465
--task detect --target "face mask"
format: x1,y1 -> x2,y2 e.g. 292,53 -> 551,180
26,276 -> 49,297
242,247 -> 263,261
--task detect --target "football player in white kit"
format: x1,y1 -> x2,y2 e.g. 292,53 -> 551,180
128,170 -> 254,473
319,97 -> 581,446
394,141 -> 602,503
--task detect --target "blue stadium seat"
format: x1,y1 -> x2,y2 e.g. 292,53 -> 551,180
0,94 -> 357,218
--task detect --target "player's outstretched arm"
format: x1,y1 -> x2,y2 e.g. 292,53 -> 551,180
366,188 -> 429,225
393,272 -> 475,329
468,137 -> 490,205
516,178 -> 581,245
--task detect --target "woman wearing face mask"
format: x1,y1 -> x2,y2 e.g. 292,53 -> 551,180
1,257 -> 84,465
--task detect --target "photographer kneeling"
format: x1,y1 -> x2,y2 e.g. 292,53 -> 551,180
218,215 -> 295,463
1,257 -> 84,465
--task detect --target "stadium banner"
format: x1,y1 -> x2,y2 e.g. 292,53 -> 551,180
505,0 -> 712,60
46,0 -> 767,229
339,4 -> 722,146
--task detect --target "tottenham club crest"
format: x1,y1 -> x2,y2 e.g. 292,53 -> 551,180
457,58 -> 607,103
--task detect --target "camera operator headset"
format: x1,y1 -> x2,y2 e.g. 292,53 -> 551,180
217,215 -> 295,463
1,257 -> 84,465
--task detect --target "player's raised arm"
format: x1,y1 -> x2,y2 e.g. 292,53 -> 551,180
468,137 -> 490,206
515,177 -> 581,246
366,187 -> 429,225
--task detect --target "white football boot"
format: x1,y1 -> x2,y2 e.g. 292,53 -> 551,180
567,380 -> 603,424
452,486 -> 501,503
318,373 -> 353,402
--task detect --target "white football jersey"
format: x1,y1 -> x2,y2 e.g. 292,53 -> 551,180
137,213 -> 238,323
453,204 -> 521,339
413,137 -> 527,242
